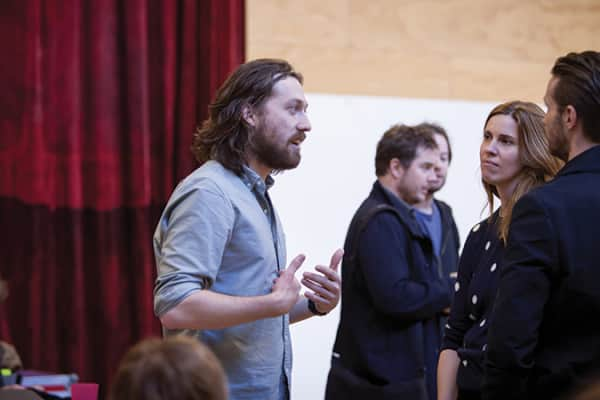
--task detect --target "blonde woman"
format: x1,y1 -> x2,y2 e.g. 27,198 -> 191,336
437,101 -> 562,400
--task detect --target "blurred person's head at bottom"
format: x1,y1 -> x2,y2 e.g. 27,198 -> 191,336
110,336 -> 227,400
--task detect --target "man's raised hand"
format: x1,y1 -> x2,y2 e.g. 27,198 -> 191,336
271,254 -> 306,315
301,249 -> 343,315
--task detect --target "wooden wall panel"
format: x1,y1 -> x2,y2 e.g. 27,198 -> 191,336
246,0 -> 600,101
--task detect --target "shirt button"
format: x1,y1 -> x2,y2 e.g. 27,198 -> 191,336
462,360 -> 468,367
472,224 -> 480,232
485,241 -> 491,250
454,282 -> 460,292
472,294 -> 478,304
490,263 -> 497,272
479,319 -> 486,327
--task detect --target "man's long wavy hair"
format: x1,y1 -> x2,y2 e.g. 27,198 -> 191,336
483,101 -> 563,242
192,59 -> 303,176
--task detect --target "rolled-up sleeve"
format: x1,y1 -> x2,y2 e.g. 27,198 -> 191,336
153,179 -> 234,316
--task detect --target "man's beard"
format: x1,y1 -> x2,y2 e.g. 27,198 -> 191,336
428,178 -> 446,195
548,118 -> 570,162
248,127 -> 304,172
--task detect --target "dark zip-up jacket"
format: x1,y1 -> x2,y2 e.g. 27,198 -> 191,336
435,199 -> 460,289
326,181 -> 452,400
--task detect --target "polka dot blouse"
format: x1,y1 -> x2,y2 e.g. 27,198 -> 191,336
441,211 -> 503,391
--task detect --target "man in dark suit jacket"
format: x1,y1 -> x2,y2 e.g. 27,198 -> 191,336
483,51 -> 600,400
325,125 -> 452,400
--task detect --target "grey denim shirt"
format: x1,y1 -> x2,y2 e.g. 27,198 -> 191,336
153,160 -> 291,400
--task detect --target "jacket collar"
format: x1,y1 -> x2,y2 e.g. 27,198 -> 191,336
372,181 -> 427,239
434,199 -> 452,229
557,144 -> 600,177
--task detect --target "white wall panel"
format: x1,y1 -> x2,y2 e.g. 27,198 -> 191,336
270,92 -> 501,399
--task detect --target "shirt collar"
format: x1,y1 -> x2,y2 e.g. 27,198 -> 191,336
241,165 -> 275,194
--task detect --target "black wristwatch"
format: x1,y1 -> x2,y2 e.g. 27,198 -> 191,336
308,299 -> 327,316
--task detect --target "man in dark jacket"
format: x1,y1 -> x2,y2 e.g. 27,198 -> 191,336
483,51 -> 600,399
325,124 -> 452,400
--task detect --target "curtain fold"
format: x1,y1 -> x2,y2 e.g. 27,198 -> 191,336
0,0 -> 244,392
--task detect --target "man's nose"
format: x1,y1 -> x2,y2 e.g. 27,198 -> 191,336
428,170 -> 438,181
298,113 -> 311,132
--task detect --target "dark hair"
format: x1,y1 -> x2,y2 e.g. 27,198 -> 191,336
551,51 -> 600,143
482,101 -> 562,242
375,124 -> 437,176
192,59 -> 303,176
417,122 -> 452,162
109,336 -> 227,400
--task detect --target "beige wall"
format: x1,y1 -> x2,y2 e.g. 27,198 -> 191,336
246,0 -> 600,101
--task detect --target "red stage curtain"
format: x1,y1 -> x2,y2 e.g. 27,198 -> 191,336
0,0 -> 244,392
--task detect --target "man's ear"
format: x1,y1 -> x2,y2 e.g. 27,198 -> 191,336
562,105 -> 578,130
389,158 -> 405,179
242,104 -> 257,127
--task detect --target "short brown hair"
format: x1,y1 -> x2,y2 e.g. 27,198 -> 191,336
417,122 -> 452,162
551,51 -> 600,143
192,59 -> 303,176
109,336 -> 227,400
375,124 -> 437,176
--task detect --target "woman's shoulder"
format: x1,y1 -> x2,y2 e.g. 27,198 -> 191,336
468,211 -> 499,234
463,211 -> 501,251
